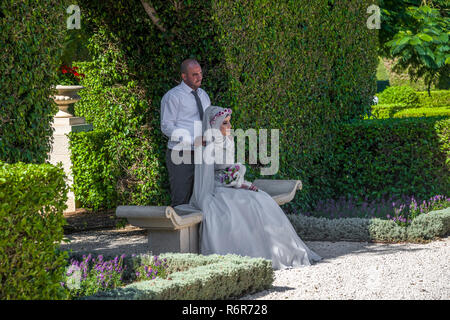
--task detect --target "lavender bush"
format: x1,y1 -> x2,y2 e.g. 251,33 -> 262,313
296,194 -> 450,227
388,195 -> 450,227
134,255 -> 169,282
61,254 -> 170,299
61,254 -> 126,299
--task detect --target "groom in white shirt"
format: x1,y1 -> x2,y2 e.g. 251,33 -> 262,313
161,59 -> 211,207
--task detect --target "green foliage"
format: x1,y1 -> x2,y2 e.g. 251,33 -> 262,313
0,0 -> 68,163
82,253 -> 274,300
416,90 -> 450,108
394,106 -> 450,118
377,85 -> 419,106
370,103 -> 408,118
68,130 -> 119,211
0,161 -> 69,299
331,117 -> 449,202
383,4 -> 450,94
371,89 -> 450,118
73,0 -> 377,211
288,206 -> 450,242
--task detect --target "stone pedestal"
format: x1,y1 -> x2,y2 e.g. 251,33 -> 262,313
49,85 -> 92,213
49,118 -> 92,212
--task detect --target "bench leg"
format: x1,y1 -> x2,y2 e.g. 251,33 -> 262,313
147,225 -> 199,255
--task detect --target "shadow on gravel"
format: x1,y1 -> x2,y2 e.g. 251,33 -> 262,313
305,240 -> 436,262
60,228 -> 151,257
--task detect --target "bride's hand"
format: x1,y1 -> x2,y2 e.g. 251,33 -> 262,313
241,183 -> 258,192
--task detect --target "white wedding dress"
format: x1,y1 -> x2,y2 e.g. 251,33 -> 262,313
174,106 -> 321,270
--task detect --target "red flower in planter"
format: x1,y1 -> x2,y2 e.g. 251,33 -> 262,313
58,64 -> 84,85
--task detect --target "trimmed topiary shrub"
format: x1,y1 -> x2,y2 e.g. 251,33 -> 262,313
0,161 -> 69,299
377,85 -> 419,107
0,0 -> 68,164
72,0 -> 377,211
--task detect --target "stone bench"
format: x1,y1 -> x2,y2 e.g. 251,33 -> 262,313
116,179 -> 302,255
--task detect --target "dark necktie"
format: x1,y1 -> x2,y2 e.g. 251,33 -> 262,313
191,90 -> 204,121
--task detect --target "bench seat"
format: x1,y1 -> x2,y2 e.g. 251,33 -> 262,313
116,179 -> 302,255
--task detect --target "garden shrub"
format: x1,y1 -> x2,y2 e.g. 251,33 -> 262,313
416,90 -> 450,108
393,107 -> 450,118
68,130 -> 119,211
369,103 -> 408,118
0,161 -> 69,299
287,206 -> 450,242
73,0 -> 377,211
82,253 -> 274,300
330,117 -> 449,203
407,207 -> 450,241
377,86 -> 419,107
0,0 -> 68,164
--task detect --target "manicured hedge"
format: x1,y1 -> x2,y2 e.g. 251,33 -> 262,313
72,0 -> 377,211
81,253 -> 274,300
287,206 -> 450,242
330,117 -> 449,202
377,86 -> 419,107
417,90 -> 450,108
394,107 -> 450,118
369,103 -> 408,118
0,0 -> 67,164
369,104 -> 450,119
0,161 -> 69,299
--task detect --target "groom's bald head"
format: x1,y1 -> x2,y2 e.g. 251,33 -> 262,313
181,59 -> 200,74
181,59 -> 203,90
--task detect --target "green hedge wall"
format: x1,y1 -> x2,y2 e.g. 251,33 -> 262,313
0,0 -> 68,164
0,161 -> 69,299
72,0 -> 377,210
331,117 -> 449,202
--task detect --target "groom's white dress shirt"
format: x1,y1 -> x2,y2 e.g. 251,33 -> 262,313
161,80 -> 211,151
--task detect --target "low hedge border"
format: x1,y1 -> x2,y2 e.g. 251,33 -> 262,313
393,107 -> 450,118
75,253 -> 274,300
370,104 -> 450,119
287,207 -> 450,243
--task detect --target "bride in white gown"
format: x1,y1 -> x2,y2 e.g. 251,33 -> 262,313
174,106 -> 321,270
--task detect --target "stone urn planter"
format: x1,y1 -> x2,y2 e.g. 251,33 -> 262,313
49,84 -> 90,213
52,85 -> 84,118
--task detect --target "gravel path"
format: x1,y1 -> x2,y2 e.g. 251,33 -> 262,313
60,227 -> 450,300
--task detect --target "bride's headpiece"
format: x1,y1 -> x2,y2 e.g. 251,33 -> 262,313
210,108 -> 232,127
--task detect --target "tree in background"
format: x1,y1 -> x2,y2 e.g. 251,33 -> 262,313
379,0 -> 450,94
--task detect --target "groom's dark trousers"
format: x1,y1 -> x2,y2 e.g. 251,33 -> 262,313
165,148 -> 195,207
